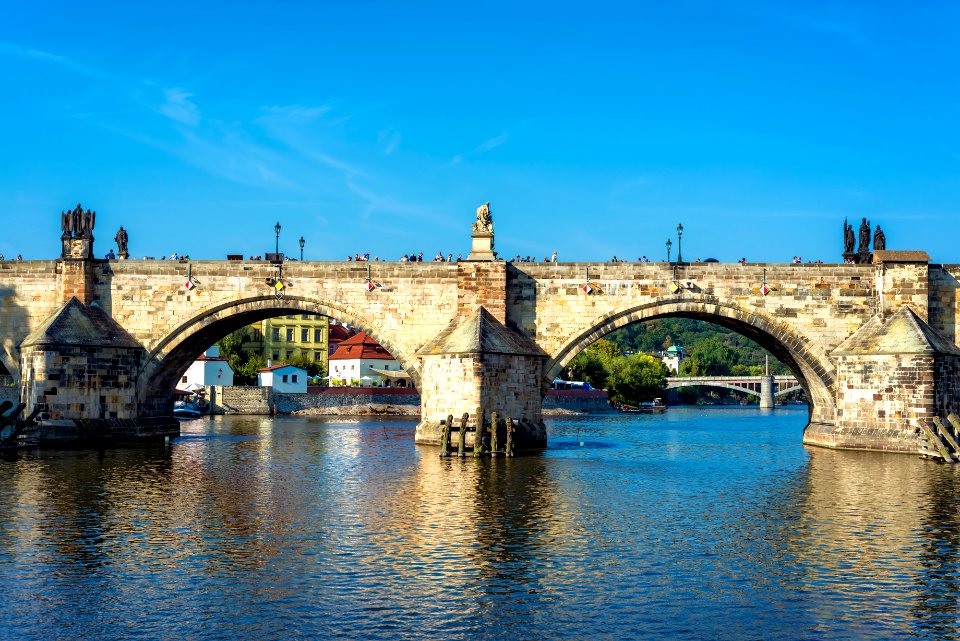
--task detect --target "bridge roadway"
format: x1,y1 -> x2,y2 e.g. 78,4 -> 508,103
665,376 -> 803,408
3,219 -> 959,453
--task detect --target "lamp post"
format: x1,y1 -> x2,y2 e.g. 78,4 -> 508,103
274,222 -> 281,257
299,236 -> 305,261
676,223 -> 684,263
666,239 -> 672,263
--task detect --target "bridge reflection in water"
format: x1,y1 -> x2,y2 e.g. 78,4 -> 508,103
1,410 -> 957,640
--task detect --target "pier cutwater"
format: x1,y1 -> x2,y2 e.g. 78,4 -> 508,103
2,202 -> 959,452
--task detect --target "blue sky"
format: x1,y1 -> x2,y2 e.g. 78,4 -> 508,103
2,1 -> 958,263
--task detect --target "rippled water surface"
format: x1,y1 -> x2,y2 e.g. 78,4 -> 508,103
2,407 -> 960,640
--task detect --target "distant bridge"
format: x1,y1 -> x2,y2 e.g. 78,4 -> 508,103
666,376 -> 803,407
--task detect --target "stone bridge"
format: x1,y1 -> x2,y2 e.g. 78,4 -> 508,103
665,376 -> 803,408
4,216 -> 960,453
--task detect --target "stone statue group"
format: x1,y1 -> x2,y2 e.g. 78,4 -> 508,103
843,217 -> 885,261
59,203 -> 129,259
60,203 -> 95,239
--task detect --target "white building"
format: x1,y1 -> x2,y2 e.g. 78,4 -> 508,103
661,345 -> 685,373
328,331 -> 407,387
180,346 -> 234,388
257,363 -> 308,393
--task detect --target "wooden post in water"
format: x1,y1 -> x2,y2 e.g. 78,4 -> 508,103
934,417 -> 960,455
505,417 -> 514,457
919,419 -> 956,463
947,413 -> 960,440
440,414 -> 453,456
474,406 -> 485,457
458,412 -> 468,457
490,411 -> 499,456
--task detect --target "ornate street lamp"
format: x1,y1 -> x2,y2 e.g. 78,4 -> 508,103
677,223 -> 684,263
299,236 -> 305,261
274,222 -> 281,257
666,238 -> 672,263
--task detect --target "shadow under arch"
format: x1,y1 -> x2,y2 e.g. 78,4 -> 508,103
136,295 -> 421,415
544,296 -> 838,425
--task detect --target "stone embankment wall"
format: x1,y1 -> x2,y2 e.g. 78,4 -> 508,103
543,389 -> 611,413
209,386 -> 272,415
206,386 -> 608,416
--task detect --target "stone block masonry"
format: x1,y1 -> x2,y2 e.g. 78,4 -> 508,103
0,246 -> 955,453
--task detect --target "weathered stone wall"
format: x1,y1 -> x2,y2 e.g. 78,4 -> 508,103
209,385 -> 271,415
94,260 -> 461,371
543,389 -> 611,413
275,388 -> 420,415
417,352 -> 546,447
929,265 -> 960,343
0,260 -> 65,380
20,345 -> 140,421
825,353 -> 935,452
0,386 -> 18,406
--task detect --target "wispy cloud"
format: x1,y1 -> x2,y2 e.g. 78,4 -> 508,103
378,129 -> 402,155
475,132 -> 508,153
158,88 -> 201,126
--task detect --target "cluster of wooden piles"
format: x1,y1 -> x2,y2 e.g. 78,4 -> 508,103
439,409 -> 517,458
918,414 -> 960,463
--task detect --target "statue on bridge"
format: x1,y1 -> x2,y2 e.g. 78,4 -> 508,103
857,217 -> 871,255
61,203 -> 95,239
873,225 -> 886,252
843,218 -> 855,254
115,226 -> 129,259
472,202 -> 493,233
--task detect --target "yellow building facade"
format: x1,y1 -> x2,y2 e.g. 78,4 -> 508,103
242,314 -> 329,372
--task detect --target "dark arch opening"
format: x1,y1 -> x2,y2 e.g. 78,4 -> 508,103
136,296 -> 419,416
546,299 -> 837,428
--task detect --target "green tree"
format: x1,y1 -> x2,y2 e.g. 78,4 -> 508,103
234,353 -> 267,385
567,351 -> 608,390
606,354 -> 669,404
678,336 -> 738,376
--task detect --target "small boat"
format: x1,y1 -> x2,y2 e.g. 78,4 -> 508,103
621,398 -> 666,413
173,399 -> 203,419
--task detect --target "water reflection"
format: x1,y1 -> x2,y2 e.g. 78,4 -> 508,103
1,410 -> 959,640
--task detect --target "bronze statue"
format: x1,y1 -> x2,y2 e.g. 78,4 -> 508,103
115,226 -> 129,258
857,217 -> 871,254
873,225 -> 885,252
843,218 -> 855,254
472,202 -> 493,233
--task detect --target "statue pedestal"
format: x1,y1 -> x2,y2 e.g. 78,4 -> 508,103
62,236 -> 93,260
466,231 -> 497,261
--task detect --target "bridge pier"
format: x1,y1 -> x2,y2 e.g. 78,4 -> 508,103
414,307 -> 547,450
759,375 -> 774,409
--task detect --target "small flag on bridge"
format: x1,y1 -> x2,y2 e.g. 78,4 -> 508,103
365,281 -> 375,292
582,283 -> 592,294
760,284 -> 770,296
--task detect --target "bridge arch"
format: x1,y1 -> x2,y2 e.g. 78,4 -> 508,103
136,295 -> 421,414
544,296 -> 837,424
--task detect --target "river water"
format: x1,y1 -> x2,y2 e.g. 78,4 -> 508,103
1,407 -> 959,640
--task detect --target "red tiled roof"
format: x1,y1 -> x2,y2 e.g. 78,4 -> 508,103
328,325 -> 355,343
329,331 -> 396,361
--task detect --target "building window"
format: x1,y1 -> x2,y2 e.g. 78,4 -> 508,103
272,328 -> 280,341
302,329 -> 309,342
292,374 -> 298,383
272,352 -> 280,361
301,314 -> 309,320
252,329 -> 263,341
286,328 -> 294,341
282,374 -> 288,383
314,329 -> 323,342
182,376 -> 188,383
